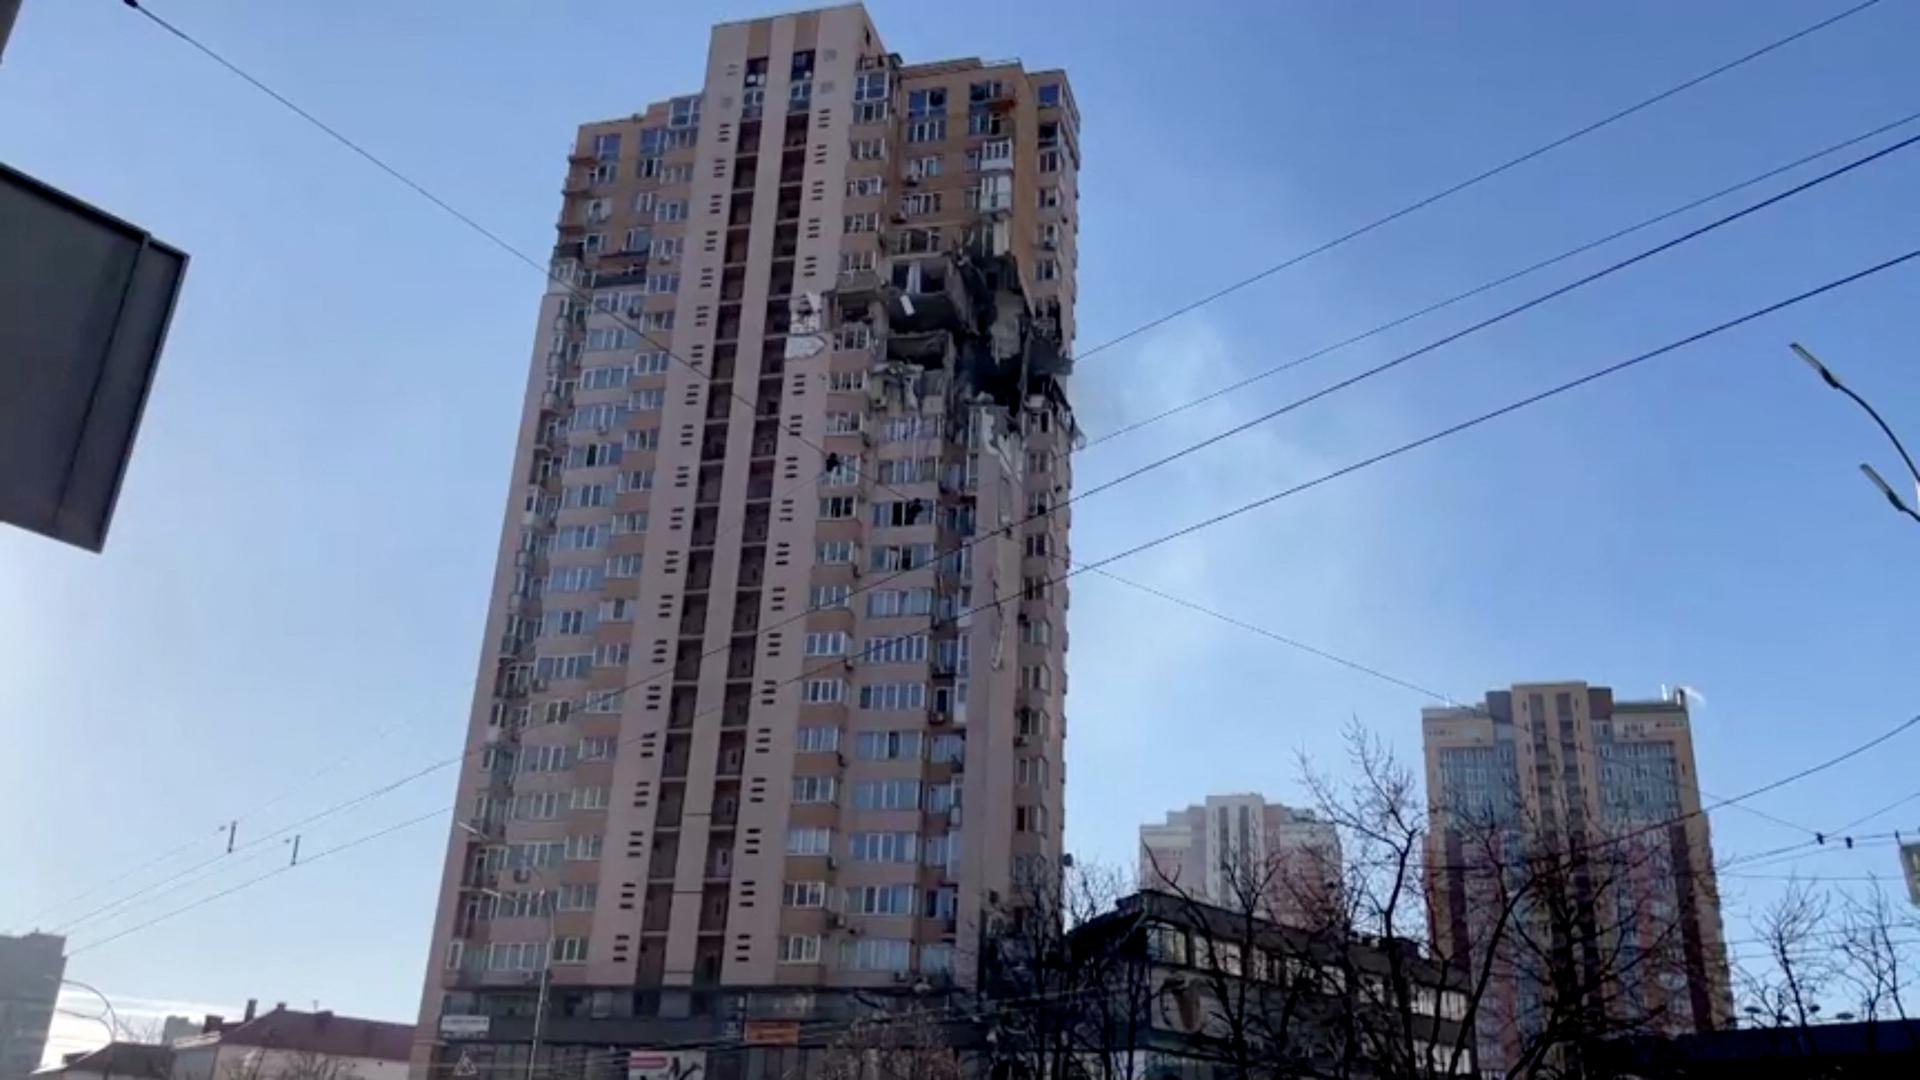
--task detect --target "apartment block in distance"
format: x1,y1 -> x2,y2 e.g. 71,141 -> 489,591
1422,683 -> 1732,1073
415,5 -> 1078,1076
0,932 -> 64,1080
1139,794 -> 1340,928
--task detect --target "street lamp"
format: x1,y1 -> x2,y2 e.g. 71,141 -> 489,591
1792,342 -> 1920,525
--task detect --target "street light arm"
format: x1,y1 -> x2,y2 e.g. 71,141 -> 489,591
1794,342 -> 1920,490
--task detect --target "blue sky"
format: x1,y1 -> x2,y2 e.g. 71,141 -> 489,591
6,0 -> 1920,1056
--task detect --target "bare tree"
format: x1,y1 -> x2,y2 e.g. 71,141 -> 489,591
812,1003 -> 964,1080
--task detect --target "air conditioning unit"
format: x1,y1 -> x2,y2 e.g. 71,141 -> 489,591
904,176 -> 920,187
1014,735 -> 1031,747
829,913 -> 846,929
826,856 -> 839,870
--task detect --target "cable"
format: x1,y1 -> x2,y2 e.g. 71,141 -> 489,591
66,805 -> 451,957
1082,106 -> 1920,454
62,250 -> 1920,954
1066,0 -> 1888,366
104,0 -> 1902,926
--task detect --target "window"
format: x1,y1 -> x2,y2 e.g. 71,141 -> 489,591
593,641 -> 630,667
605,554 -> 644,579
844,884 -> 915,914
825,411 -> 862,434
792,776 -> 838,804
907,88 -> 946,117
905,119 -> 946,143
1037,83 -> 1062,108
1015,804 -> 1048,833
841,938 -> 912,972
1021,664 -> 1052,692
846,176 -> 885,197
823,456 -> 861,487
979,139 -> 1013,164
598,597 -> 635,622
816,540 -> 856,564
827,370 -> 867,392
1022,575 -> 1050,602
861,633 -> 927,664
922,943 -> 955,974
835,323 -> 873,350
587,328 -> 635,351
515,791 -> 565,821
647,273 -> 681,294
1017,709 -> 1047,738
854,100 -> 890,124
967,175 -> 1012,212
859,682 -> 926,711
612,511 -> 649,535
866,588 -> 933,618
844,212 -> 879,233
783,881 -> 828,908
660,163 -> 693,184
908,155 -> 943,179
796,726 -> 840,753
565,442 -> 623,468
583,232 -> 607,254
779,935 -> 822,964
786,827 -> 832,855
1020,618 -> 1051,646
590,161 -> 618,184
1039,149 -> 1063,173
625,387 -> 664,412
584,198 -> 612,224
809,584 -> 851,610
634,351 -> 672,375
558,883 -> 599,911
967,109 -> 1004,137
548,566 -> 603,593
618,468 -> 656,492
855,730 -> 922,761
929,733 -> 964,764
591,132 -> 622,160
875,459 -> 936,486
850,138 -> 887,161
668,95 -> 701,128
853,71 -> 889,102
564,483 -> 610,509
802,678 -> 845,704
655,200 -> 687,222
1023,533 -> 1051,558
580,364 -> 630,392
852,780 -> 921,811
805,631 -> 848,657
555,525 -> 604,552
924,782 -> 958,813
625,428 -> 661,451
579,735 -> 618,761
650,236 -> 683,259
848,832 -> 918,863
565,833 -> 603,860
903,192 -> 942,215
638,310 -> 675,331
819,496 -> 857,520
838,251 -> 876,275
1035,258 -> 1060,282
872,499 -> 931,527
572,786 -> 610,810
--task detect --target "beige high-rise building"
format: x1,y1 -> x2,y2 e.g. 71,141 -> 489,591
414,5 -> 1077,1076
1422,683 -> 1732,1072
1138,794 -> 1340,928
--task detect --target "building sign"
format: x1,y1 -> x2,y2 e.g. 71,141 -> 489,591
743,1020 -> 801,1046
440,1015 -> 492,1039
628,1051 -> 705,1080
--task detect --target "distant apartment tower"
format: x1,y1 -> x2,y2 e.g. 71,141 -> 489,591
0,932 -> 64,1080
415,4 -> 1077,1075
1422,683 -> 1732,1072
1139,794 -> 1340,928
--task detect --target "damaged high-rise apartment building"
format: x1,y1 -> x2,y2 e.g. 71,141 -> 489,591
415,5 -> 1078,1076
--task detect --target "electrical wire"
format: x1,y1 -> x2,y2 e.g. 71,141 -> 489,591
1081,106 -> 1920,455
59,249 -> 1920,954
1066,0 -> 1888,366
91,0 -> 1900,934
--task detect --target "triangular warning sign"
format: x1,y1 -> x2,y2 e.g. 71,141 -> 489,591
453,1052 -> 478,1078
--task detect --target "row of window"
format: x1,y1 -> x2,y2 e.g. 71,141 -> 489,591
784,827 -> 962,868
786,726 -> 966,764
777,936 -> 955,975
782,880 -> 960,919
789,777 -> 960,812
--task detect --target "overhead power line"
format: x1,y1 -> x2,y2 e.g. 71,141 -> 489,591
1084,106 -> 1920,453
1067,0 -> 1888,365
61,247 -> 1920,953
